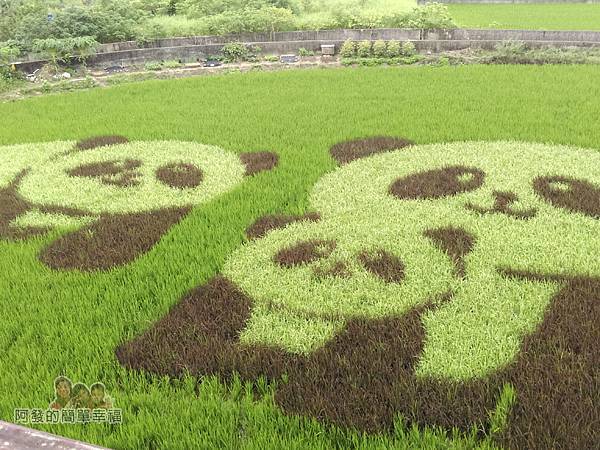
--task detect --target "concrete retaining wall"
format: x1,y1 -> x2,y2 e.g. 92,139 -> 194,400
12,27 -> 600,72
87,39 -> 600,68
95,29 -> 423,54
95,28 -> 600,54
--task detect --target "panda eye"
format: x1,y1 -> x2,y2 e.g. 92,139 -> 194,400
66,159 -> 142,188
390,166 -> 485,200
533,176 -> 600,219
156,163 -> 203,189
273,240 -> 336,268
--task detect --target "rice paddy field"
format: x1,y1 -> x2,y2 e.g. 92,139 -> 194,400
1,65 -> 599,449
448,3 -> 600,31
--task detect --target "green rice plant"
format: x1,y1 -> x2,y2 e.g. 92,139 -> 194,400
0,65 -> 599,449
15,140 -> 246,215
489,383 -> 517,435
449,3 -> 600,31
224,141 -> 600,365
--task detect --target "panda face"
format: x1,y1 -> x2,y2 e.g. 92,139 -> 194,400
0,137 -> 278,271
223,141 -> 600,378
18,140 -> 246,214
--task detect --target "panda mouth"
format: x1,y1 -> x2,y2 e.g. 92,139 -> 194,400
465,191 -> 538,220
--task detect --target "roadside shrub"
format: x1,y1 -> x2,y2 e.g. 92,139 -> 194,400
357,40 -> 372,58
372,40 -> 387,58
298,47 -> 314,57
330,9 -> 385,30
386,40 -> 401,58
311,3 -> 456,32
339,39 -> 356,58
436,56 -> 450,66
0,42 -> 21,83
401,41 -> 417,57
132,0 -> 183,16
263,54 -> 279,62
359,57 -> 380,67
395,3 -> 456,30
485,42 -> 591,65
13,3 -> 142,46
135,22 -> 168,44
222,42 -> 249,62
163,60 -> 182,68
32,36 -> 99,71
144,61 -> 164,70
495,40 -> 528,57
203,7 -> 295,35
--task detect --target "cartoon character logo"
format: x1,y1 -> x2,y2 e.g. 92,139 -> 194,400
0,136 -> 277,270
118,138 -> 600,449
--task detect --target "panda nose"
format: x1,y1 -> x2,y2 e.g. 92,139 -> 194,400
466,191 -> 537,220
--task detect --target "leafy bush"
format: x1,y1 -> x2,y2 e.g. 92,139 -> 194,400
144,61 -> 164,70
163,60 -> 183,68
339,39 -> 356,58
393,3 -> 456,30
484,42 -> 593,65
401,41 -> 417,57
0,42 -> 21,83
330,9 -> 385,30
222,42 -> 249,62
13,2 -> 143,47
132,0 -> 183,16
2,0 -> 456,52
135,22 -> 168,44
386,40 -> 401,58
495,40 -> 528,57
202,7 -> 295,35
32,36 -> 100,71
0,42 -> 19,66
298,47 -> 314,57
372,40 -> 387,58
305,3 -> 456,32
357,40 -> 372,58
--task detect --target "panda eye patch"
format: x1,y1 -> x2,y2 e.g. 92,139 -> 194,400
66,159 -> 142,188
534,175 -> 600,219
156,163 -> 203,189
273,239 -> 336,268
390,166 -> 485,200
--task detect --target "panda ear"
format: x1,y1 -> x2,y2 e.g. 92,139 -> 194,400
330,137 -> 414,165
74,135 -> 129,151
240,152 -> 279,176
